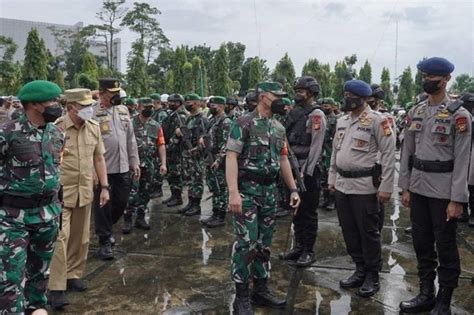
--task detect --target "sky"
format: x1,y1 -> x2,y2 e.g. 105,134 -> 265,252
1,0 -> 473,84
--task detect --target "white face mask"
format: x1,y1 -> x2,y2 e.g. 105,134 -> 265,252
77,106 -> 94,121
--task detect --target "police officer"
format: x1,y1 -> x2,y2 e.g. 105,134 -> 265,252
48,88 -> 110,309
328,80 -> 395,298
200,96 -> 232,228
92,78 -> 140,260
226,81 -> 301,314
150,92 -> 169,198
0,80 -> 64,314
461,92 -> 474,227
281,76 -> 326,267
399,57 -> 471,314
161,93 -> 189,207
178,93 -> 209,216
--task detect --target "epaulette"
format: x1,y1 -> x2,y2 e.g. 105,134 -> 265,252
447,99 -> 464,114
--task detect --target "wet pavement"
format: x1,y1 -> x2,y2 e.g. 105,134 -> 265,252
51,184 -> 474,314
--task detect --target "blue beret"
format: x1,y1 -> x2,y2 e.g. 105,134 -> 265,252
417,57 -> 454,76
344,80 -> 372,97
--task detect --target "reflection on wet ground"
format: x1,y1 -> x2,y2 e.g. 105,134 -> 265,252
52,184 -> 473,314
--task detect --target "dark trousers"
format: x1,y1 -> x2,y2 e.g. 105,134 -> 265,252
410,192 -> 460,288
335,191 -> 382,273
293,173 -> 320,252
94,172 -> 131,245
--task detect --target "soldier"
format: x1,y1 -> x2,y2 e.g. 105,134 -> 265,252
123,97 -> 167,233
178,93 -> 209,216
398,57 -> 471,314
200,96 -> 232,228
244,91 -> 258,113
328,80 -> 395,298
161,93 -> 189,207
48,89 -> 110,309
124,97 -> 139,118
150,92 -> 169,198
320,97 -> 337,211
226,81 -> 301,314
0,80 -> 64,314
92,78 -> 140,260
280,76 -> 327,267
461,92 -> 474,227
226,96 -> 242,120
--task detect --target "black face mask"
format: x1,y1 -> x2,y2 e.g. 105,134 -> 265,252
185,104 -> 193,111
422,79 -> 442,94
142,108 -> 153,117
168,103 -> 179,111
42,105 -> 63,123
247,103 -> 257,112
342,97 -> 364,111
294,94 -> 306,105
209,107 -> 218,116
367,100 -> 377,110
271,99 -> 287,115
224,106 -> 231,114
110,93 -> 122,106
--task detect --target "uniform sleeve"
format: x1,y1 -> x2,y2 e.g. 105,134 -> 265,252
450,110 -> 471,202
216,118 -> 232,165
374,116 -> 396,193
281,139 -> 288,156
94,131 -> 106,156
226,119 -> 245,154
398,109 -> 416,190
469,142 -> 474,185
156,127 -> 165,146
328,122 -> 338,186
127,118 -> 140,168
0,127 -> 8,192
303,110 -> 326,176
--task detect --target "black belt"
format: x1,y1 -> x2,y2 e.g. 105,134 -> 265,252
239,171 -> 276,186
336,166 -> 375,178
1,193 -> 56,209
413,157 -> 454,173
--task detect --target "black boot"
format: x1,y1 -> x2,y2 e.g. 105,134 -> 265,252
399,281 -> 435,313
469,209 -> 474,228
135,212 -> 150,230
201,214 -> 225,228
67,278 -> 87,292
326,192 -> 336,211
97,242 -> 114,260
295,250 -> 316,267
178,199 -> 193,214
251,278 -> 286,309
48,291 -> 69,310
430,287 -> 453,315
459,205 -> 469,223
357,272 -> 379,297
166,191 -> 183,207
275,207 -> 291,218
122,214 -> 133,234
321,189 -> 330,209
340,264 -> 365,288
151,185 -> 163,198
280,242 -> 304,262
184,198 -> 201,216
162,191 -> 175,204
233,283 -> 254,315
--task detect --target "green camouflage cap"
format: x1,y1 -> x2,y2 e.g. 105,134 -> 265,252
18,80 -> 62,102
150,93 -> 161,100
281,97 -> 292,105
256,81 -> 287,96
185,93 -> 201,101
138,97 -> 153,105
209,96 -> 226,105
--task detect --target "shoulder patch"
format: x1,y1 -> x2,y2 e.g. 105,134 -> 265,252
381,118 -> 392,136
312,114 -> 322,130
455,116 -> 468,133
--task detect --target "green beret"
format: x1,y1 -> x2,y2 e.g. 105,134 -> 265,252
18,80 -> 62,102
138,97 -> 153,105
256,81 -> 287,96
150,93 -> 161,100
185,93 -> 201,101
210,96 -> 226,105
125,98 -> 137,106
281,97 -> 292,105
322,97 -> 336,105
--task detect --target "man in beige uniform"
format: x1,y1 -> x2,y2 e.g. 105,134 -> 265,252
328,80 -> 395,298
48,89 -> 109,310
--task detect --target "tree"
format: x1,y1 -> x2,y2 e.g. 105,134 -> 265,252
148,47 -> 174,92
94,0 -> 127,70
165,70 -> 175,93
126,41 -> 149,97
301,58 -> 334,97
358,60 -> 372,84
331,61 -> 349,101
22,28 -> 48,83
226,42 -> 245,92
192,56 -> 207,96
398,67 -> 415,107
172,46 -> 188,94
182,61 -> 194,93
76,73 -> 99,90
272,53 -> 296,95
81,52 -> 99,79
211,43 -> 231,96
55,69 -> 65,90
380,67 -> 394,109
0,35 -> 20,94
450,74 -> 474,94
248,57 -> 263,90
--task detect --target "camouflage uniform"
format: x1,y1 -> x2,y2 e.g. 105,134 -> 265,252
151,107 -> 170,194
126,115 -> 165,218
274,113 -> 290,214
0,114 -> 64,313
206,113 -> 232,218
226,111 -> 287,283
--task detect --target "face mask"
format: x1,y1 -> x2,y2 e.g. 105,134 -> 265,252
294,94 -> 306,105
77,106 -> 93,121
209,107 -> 218,116
142,107 -> 153,117
247,103 -> 257,112
367,100 -> 377,110
110,93 -> 122,106
42,105 -> 63,123
342,97 -> 364,111
185,104 -> 193,111
168,102 -> 178,111
422,79 -> 442,94
271,99 -> 287,115
224,106 -> 231,114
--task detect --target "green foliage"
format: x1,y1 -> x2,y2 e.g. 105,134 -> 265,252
54,69 -> 65,90
182,61 -> 194,93
272,53 -> 295,96
211,43 -> 232,96
22,28 -> 48,83
380,68 -> 394,109
301,58 -> 333,97
81,52 -> 99,79
76,73 -> 99,90
126,40 -> 149,97
450,74 -> 474,94
358,60 -> 372,84
0,35 -> 20,94
248,57 -> 263,91
165,70 -> 174,93
172,46 -> 188,93
398,67 -> 415,107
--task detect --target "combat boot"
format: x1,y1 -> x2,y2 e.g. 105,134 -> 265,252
251,278 -> 286,309
357,271 -> 379,297
97,242 -> 114,261
184,198 -> 201,216
135,212 -> 150,230
321,189 -> 330,209
430,287 -> 453,315
233,283 -> 254,315
399,281 -> 435,313
275,207 -> 291,218
151,185 -> 163,198
295,250 -> 316,267
280,242 -> 304,262
326,192 -> 336,211
166,191 -> 183,207
340,263 -> 365,288
122,214 -> 133,234
178,200 -> 193,214
162,191 -> 175,204
48,291 -> 69,310
201,215 -> 225,228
